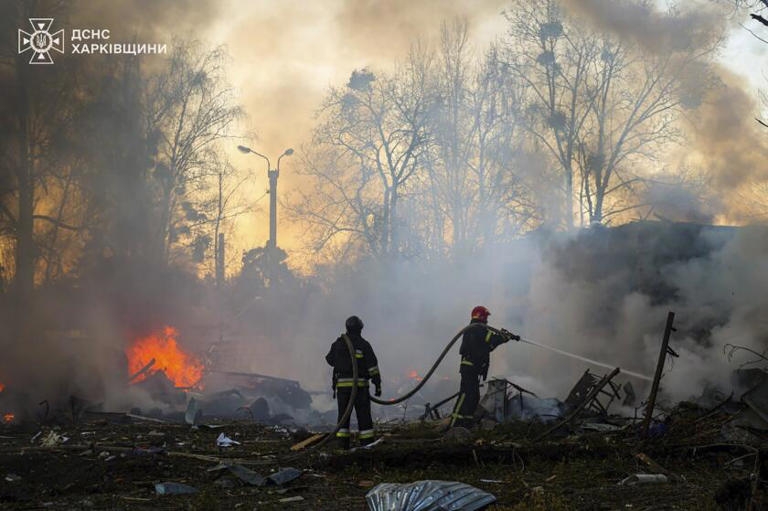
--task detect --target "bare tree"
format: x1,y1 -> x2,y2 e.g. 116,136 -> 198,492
0,0 -> 90,302
143,42 -> 243,266
503,0 -> 696,227
189,157 -> 254,283
576,40 -> 684,224
503,0 -> 595,228
420,20 -> 538,258
294,61 -> 431,261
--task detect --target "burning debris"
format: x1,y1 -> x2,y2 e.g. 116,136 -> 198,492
1,0 -> 767,505
126,327 -> 204,389
1,311 -> 768,510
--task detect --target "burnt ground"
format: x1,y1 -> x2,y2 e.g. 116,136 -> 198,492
0,408 -> 764,510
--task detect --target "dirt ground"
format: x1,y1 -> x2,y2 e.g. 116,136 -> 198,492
0,408 -> 763,510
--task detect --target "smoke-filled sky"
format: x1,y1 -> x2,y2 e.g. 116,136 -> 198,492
63,0 -> 768,263
210,0 -> 510,264
562,0 -> 768,218
98,0 -> 768,262
6,0 -> 768,419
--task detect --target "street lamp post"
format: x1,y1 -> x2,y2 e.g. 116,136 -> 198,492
237,145 -> 294,250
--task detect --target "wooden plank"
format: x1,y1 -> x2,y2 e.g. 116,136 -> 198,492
290,433 -> 325,451
641,311 -> 675,437
535,367 -> 621,442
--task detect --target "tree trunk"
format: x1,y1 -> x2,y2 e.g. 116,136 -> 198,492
564,165 -> 574,229
14,53 -> 34,306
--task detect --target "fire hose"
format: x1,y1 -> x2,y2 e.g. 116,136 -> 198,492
287,324 -> 652,456
368,324 -> 486,405
292,323 -> 502,454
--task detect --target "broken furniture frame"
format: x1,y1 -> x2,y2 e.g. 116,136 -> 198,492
565,369 -> 624,416
421,392 -> 460,421
479,378 -> 538,422
535,367 -> 621,441
420,378 -> 537,421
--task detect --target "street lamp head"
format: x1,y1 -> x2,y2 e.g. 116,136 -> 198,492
283,148 -> 294,156
237,145 -> 252,154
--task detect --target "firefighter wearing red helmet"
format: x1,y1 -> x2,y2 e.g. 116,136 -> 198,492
450,305 -> 520,429
326,315 -> 381,449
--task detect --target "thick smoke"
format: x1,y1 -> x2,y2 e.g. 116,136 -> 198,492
238,222 -> 768,418
72,0 -> 222,40
223,0 -> 508,242
563,0 -> 768,216
335,0 -> 506,56
4,0 -> 767,425
561,0 -> 722,53
687,65 -> 768,189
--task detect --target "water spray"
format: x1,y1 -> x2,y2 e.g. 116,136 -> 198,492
283,323 -> 654,460
518,337 -> 653,382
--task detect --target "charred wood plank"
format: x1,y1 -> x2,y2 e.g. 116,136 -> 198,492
128,358 -> 156,383
641,311 -> 676,437
534,367 -> 621,442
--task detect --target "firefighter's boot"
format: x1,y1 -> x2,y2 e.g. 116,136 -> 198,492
337,436 -> 350,450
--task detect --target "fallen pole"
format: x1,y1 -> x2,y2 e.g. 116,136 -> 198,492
641,311 -> 676,437
534,367 -> 621,442
207,370 -> 300,387
421,392 -> 459,420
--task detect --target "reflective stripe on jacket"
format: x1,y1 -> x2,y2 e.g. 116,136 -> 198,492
458,319 -> 506,377
326,333 -> 382,386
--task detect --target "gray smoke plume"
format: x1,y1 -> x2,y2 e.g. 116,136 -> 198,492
562,0 -> 768,211
561,0 -> 723,53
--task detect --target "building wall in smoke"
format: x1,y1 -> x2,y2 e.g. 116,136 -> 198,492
499,220 -> 768,402
547,222 -> 736,306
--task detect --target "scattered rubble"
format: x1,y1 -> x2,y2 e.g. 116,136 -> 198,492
154,482 -> 198,495
1,354 -> 768,509
215,432 -> 241,447
366,480 -> 496,511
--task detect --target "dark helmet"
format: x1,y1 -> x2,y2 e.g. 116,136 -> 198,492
345,315 -> 364,333
471,305 -> 491,323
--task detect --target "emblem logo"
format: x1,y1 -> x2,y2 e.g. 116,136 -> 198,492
18,18 -> 65,64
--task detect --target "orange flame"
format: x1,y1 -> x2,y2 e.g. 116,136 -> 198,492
407,370 -> 423,382
3,413 -> 14,423
0,382 -> 5,392
126,326 -> 203,388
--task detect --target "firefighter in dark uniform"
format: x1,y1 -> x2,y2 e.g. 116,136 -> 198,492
450,305 -> 519,428
326,315 -> 381,449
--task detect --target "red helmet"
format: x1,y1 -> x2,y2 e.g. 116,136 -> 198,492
471,305 -> 491,323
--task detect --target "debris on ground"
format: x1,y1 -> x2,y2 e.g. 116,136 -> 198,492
618,474 -> 669,486
265,467 -> 302,486
1,364 -> 767,509
365,480 -> 496,511
154,482 -> 199,495
208,463 -> 265,486
215,432 -> 241,447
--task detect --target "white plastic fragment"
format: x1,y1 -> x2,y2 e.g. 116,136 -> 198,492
618,474 -> 669,486
216,432 -> 241,447
40,431 -> 69,447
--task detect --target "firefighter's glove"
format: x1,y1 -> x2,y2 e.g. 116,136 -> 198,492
499,328 -> 520,342
374,385 -> 382,397
500,328 -> 521,342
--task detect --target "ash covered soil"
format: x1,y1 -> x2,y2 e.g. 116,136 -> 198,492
0,408 -> 762,510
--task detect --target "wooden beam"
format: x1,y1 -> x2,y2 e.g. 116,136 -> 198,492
535,367 -> 621,441
641,311 -> 675,437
